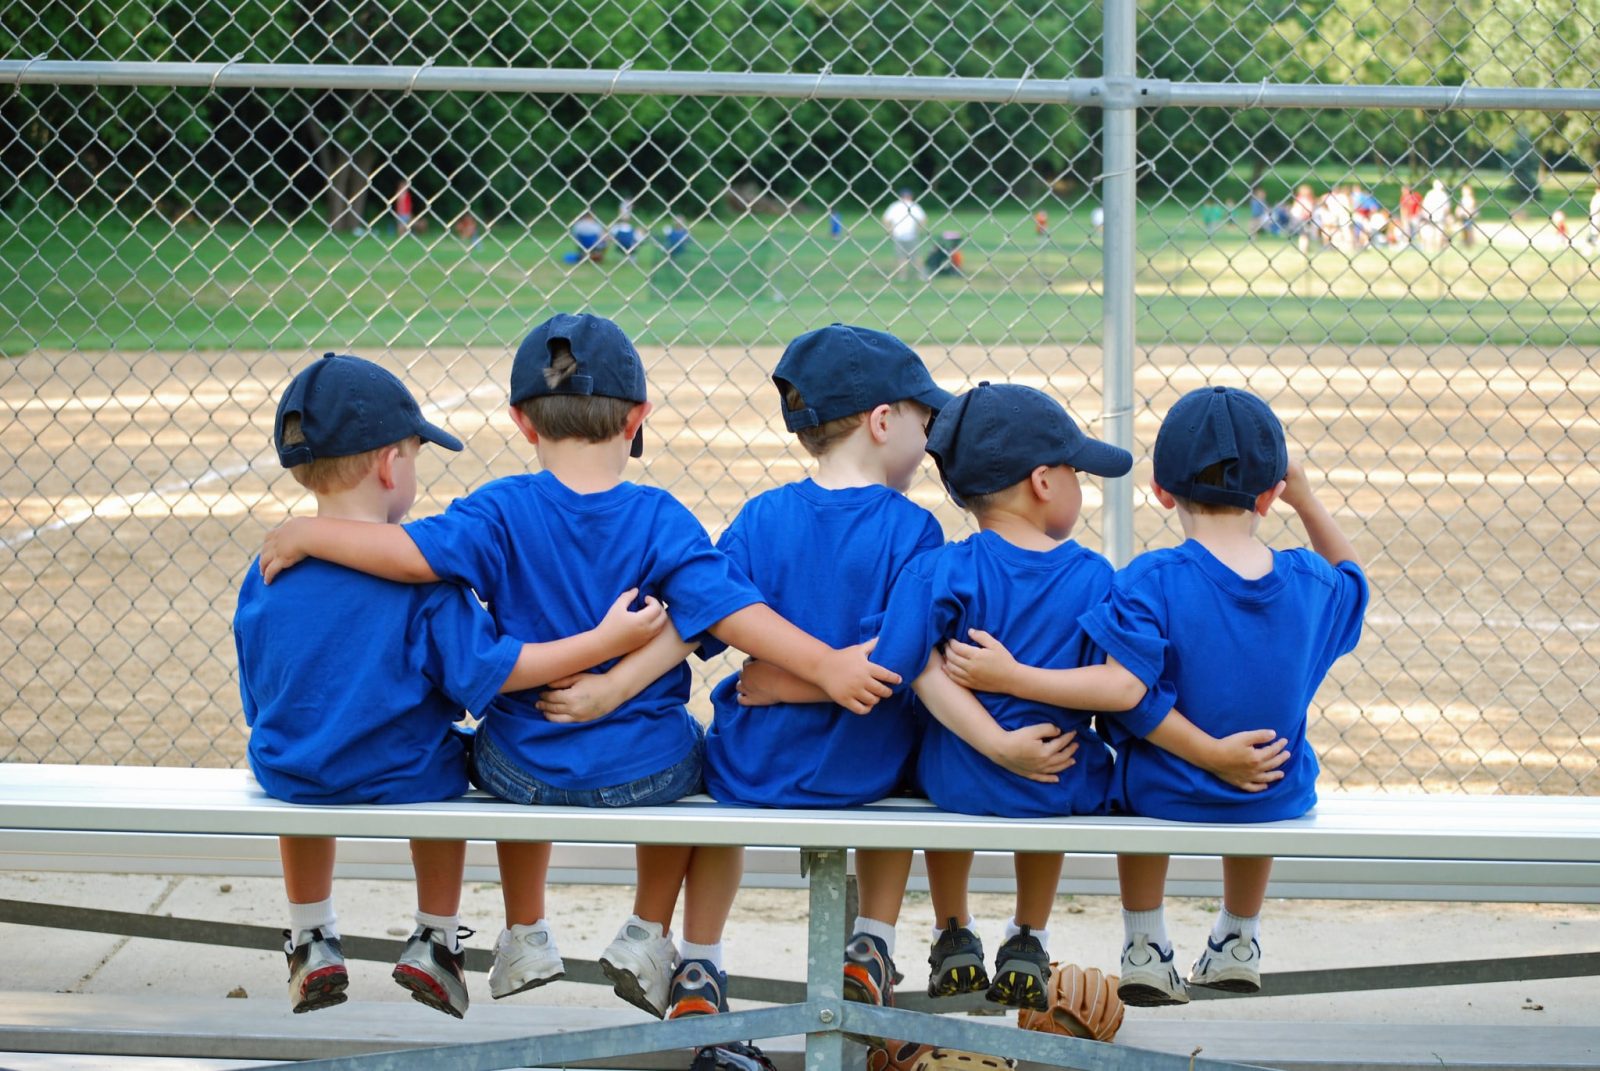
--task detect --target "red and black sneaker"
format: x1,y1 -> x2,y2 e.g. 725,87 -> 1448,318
285,927 -> 348,1014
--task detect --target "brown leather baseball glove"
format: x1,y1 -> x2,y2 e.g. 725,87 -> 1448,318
866,1041 -> 1016,1071
1017,961 -> 1124,1043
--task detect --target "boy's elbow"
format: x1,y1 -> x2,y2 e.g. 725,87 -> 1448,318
1112,672 -> 1147,711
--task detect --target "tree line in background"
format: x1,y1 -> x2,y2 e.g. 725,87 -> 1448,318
2,0 -> 1596,228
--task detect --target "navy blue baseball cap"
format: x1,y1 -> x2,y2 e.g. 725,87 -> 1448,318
772,324 -> 954,431
927,382 -> 1131,505
1153,385 -> 1288,510
511,312 -> 649,457
274,353 -> 462,467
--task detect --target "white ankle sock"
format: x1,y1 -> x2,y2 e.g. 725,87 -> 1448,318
930,915 -> 974,943
1122,907 -> 1169,953
852,915 -> 897,956
286,898 -> 337,952
416,910 -> 461,950
1212,908 -> 1259,943
1004,917 -> 1049,947
679,939 -> 724,970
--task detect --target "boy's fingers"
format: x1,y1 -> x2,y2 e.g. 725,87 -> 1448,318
1259,748 -> 1291,772
869,664 -> 902,685
966,628 -> 997,647
1240,728 -> 1278,746
859,636 -> 879,655
945,639 -> 976,657
1025,772 -> 1062,784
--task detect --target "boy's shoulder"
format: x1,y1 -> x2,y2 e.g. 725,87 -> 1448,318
738,478 -> 937,528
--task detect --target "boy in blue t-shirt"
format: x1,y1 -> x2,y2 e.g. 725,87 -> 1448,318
257,315 -> 900,1020
236,354 -> 666,1018
865,382 -> 1148,1011
623,324 -> 957,1021
951,386 -> 1367,1007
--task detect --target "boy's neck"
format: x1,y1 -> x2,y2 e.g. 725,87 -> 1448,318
314,488 -> 392,524
811,432 -> 892,490
976,504 -> 1059,552
535,436 -> 630,494
1175,508 -> 1272,578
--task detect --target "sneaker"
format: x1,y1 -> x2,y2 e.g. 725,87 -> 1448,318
599,916 -> 679,1018
488,920 -> 565,999
1188,932 -> 1261,994
1117,933 -> 1189,1007
666,957 -> 728,1018
842,931 -> 896,1007
284,927 -> 348,1014
392,925 -> 472,1018
927,917 -> 989,998
985,926 -> 1050,1010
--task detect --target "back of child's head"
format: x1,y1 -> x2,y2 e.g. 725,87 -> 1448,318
771,323 -> 952,458
1153,385 -> 1287,515
274,353 -> 462,494
511,313 -> 648,456
927,382 -> 1131,512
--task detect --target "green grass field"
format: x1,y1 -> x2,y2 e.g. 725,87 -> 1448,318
7,189 -> 1600,355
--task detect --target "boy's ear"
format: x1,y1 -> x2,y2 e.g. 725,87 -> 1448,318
1149,477 -> 1177,510
1255,479 -> 1287,516
1029,465 -> 1053,501
374,445 -> 400,490
866,403 -> 894,444
624,400 -> 653,440
508,405 -> 540,444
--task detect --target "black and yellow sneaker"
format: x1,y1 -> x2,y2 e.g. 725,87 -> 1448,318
927,917 -> 989,998
985,925 -> 1050,1011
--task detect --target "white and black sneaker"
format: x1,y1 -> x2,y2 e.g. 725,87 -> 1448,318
1117,932 -> 1189,1007
392,925 -> 473,1018
1188,932 -> 1261,994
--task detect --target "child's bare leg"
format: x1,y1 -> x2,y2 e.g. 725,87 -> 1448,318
1219,855 -> 1273,919
1012,851 -> 1063,930
924,850 -> 987,997
278,836 -> 346,1012
855,848 -> 913,926
410,839 -> 466,917
496,840 -> 552,926
682,846 -> 743,947
990,851 -> 1062,1010
1115,853 -> 1187,1006
842,848 -> 911,1006
924,849 -> 974,931
634,844 -> 694,929
280,836 -> 336,908
1190,854 -> 1273,994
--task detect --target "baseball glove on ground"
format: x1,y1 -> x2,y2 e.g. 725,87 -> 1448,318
866,1041 -> 1016,1071
1016,962 -> 1124,1043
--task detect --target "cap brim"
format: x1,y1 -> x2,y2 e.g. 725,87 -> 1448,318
1067,438 -> 1132,478
915,383 -> 957,414
419,422 -> 464,452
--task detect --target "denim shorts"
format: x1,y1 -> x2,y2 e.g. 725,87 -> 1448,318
471,723 -> 704,807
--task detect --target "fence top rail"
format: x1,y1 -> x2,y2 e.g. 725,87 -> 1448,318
2,764 -> 1598,864
5,59 -> 1600,113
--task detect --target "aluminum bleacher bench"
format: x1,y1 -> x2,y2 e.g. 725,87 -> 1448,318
2,762 -> 1598,1071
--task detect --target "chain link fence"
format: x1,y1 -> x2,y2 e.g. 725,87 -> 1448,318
2,1 -> 1596,793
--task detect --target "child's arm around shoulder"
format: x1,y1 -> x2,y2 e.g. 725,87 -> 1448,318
914,650 -> 1077,782
260,517 -> 433,584
501,589 -> 669,694
1142,707 -> 1290,792
942,632 -> 1147,712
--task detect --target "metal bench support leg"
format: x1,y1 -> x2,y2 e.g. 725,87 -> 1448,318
803,848 -> 848,1071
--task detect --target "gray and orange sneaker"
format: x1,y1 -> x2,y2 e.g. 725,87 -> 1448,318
666,958 -> 728,1019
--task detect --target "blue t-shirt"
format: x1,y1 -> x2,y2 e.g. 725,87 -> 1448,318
1082,540 -> 1369,823
870,530 -> 1122,818
405,471 -> 763,790
703,479 -> 944,807
234,558 -> 522,805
